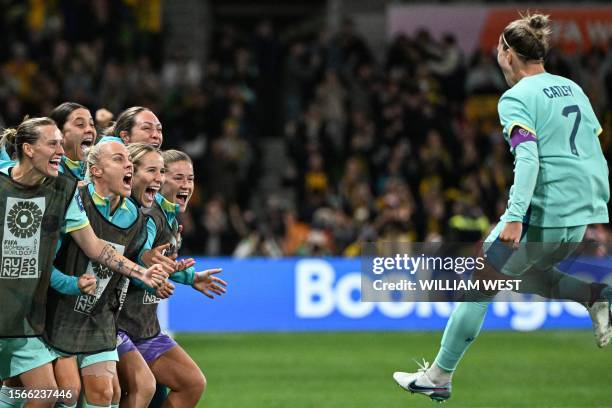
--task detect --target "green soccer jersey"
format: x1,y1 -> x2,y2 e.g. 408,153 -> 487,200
498,72 -> 609,227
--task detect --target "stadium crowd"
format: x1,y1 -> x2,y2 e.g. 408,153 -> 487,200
1,2 -> 610,256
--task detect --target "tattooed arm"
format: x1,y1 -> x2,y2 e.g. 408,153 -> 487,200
69,225 -> 167,288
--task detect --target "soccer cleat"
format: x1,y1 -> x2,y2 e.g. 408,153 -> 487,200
393,359 -> 451,402
586,300 -> 612,348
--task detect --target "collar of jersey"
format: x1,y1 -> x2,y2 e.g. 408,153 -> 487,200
61,155 -> 85,179
155,192 -> 180,227
88,182 -> 133,220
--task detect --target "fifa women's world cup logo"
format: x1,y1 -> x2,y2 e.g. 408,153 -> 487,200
1,197 -> 45,279
7,201 -> 43,239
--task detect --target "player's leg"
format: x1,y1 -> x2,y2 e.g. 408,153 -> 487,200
393,297 -> 491,401
393,221 -> 520,401
518,225 -> 612,346
116,332 -> 155,408
52,356 -> 81,408
148,345 -> 206,408
117,350 -> 155,407
78,351 -> 118,408
110,372 -> 120,408
518,266 -> 599,302
520,225 -> 591,296
0,338 -> 58,408
17,365 -> 58,408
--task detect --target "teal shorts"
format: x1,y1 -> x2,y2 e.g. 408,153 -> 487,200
0,337 -> 57,380
484,221 -> 587,277
50,347 -> 119,369
77,349 -> 119,368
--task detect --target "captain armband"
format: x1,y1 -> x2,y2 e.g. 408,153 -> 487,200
509,126 -> 536,149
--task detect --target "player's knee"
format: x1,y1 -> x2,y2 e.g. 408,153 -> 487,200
136,369 -> 156,400
61,384 -> 80,406
111,377 -> 121,404
72,382 -> 81,398
57,376 -> 80,402
84,382 -> 114,405
175,367 -> 205,400
191,370 -> 206,396
198,372 -> 207,395
141,380 -> 156,401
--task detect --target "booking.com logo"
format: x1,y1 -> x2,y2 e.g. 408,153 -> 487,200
293,259 -> 605,331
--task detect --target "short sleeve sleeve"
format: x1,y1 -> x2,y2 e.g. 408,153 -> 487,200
137,216 -> 158,266
61,189 -> 90,233
498,93 -> 537,145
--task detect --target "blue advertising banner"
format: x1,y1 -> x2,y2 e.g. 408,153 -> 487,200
164,257 -> 609,333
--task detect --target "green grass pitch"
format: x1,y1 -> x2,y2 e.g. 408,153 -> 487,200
177,330 -> 610,408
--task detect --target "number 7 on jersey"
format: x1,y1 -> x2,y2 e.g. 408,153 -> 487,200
562,105 -> 581,156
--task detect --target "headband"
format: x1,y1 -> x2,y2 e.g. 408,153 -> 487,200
501,32 -> 543,62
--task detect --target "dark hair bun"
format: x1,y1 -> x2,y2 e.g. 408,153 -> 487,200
529,14 -> 549,30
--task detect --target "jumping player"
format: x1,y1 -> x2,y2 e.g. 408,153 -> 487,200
393,13 -> 611,402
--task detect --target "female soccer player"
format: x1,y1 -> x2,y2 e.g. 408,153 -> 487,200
44,102 -> 98,407
0,118 -> 166,408
118,149 -> 226,408
100,109 -> 171,406
113,143 -> 198,407
109,106 -> 163,148
113,143 -> 169,407
44,139 -> 154,408
393,13 -> 612,402
49,102 -> 96,181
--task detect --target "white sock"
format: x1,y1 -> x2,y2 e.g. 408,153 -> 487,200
425,362 -> 453,385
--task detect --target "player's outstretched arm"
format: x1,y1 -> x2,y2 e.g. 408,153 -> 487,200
69,225 -> 167,289
155,281 -> 175,299
131,276 -> 176,299
141,243 -> 195,274
192,268 -> 227,299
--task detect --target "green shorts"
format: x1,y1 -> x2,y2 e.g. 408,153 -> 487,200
484,221 -> 587,277
0,337 -> 57,380
77,349 -> 119,368
50,347 -> 119,369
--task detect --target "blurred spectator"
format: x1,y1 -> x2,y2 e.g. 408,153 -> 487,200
579,49 -> 607,117
207,119 -> 253,205
162,49 -> 202,91
465,51 -> 506,95
0,3 -> 609,256
283,41 -> 320,122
